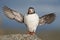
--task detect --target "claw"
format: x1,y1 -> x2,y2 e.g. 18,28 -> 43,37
26,31 -> 35,35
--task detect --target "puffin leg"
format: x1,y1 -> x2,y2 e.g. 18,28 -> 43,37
27,31 -> 35,35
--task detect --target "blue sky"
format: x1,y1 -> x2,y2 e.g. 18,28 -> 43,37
0,0 -> 60,33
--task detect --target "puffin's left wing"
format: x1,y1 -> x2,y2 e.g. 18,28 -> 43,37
39,13 -> 56,25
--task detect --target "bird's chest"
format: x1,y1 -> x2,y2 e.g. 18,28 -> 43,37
24,14 -> 39,25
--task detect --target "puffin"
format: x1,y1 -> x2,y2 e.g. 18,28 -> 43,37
3,6 -> 56,35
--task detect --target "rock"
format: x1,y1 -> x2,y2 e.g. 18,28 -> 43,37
0,34 -> 41,40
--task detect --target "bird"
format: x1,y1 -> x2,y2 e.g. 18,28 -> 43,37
2,6 -> 56,35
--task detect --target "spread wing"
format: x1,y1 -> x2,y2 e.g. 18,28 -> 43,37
39,13 -> 56,25
3,6 -> 24,23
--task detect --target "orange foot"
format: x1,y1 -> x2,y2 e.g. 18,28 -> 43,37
27,31 -> 35,35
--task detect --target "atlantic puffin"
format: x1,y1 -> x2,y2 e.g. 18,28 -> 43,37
3,6 -> 56,35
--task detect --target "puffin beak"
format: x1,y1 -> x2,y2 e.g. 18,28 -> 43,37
28,9 -> 34,14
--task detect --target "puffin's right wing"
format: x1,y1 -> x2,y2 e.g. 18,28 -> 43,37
3,6 -> 24,23
39,13 -> 56,25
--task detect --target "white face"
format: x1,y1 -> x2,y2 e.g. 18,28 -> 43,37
28,9 -> 34,14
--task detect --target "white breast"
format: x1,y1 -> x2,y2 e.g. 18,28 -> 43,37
24,13 -> 39,32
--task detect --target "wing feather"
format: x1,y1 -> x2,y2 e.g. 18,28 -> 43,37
39,13 -> 56,25
3,6 -> 24,23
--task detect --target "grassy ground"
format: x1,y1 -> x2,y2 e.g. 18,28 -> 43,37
0,29 -> 60,40
38,30 -> 60,40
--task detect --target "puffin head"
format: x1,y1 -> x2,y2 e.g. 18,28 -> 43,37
28,7 -> 35,14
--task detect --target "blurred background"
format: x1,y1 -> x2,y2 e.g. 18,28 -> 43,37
0,0 -> 60,40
